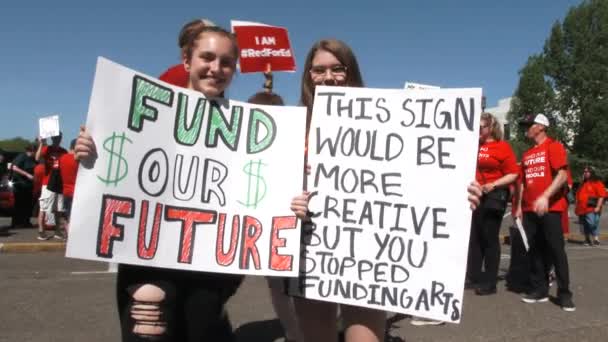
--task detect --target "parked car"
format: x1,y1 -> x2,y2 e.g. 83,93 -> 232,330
0,174 -> 15,217
0,150 -> 20,217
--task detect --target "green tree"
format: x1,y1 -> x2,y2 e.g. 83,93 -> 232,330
0,137 -> 33,152
510,0 -> 608,180
543,0 -> 608,161
507,54 -> 560,157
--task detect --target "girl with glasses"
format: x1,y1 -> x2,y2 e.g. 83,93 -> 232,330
290,38 -> 483,342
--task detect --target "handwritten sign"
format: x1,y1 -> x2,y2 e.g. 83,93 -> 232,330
39,115 -> 60,139
289,86 -> 481,323
231,20 -> 296,73
66,57 -> 306,277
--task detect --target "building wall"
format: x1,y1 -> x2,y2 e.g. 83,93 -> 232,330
485,97 -> 513,139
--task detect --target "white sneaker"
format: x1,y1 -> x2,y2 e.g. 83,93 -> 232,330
410,317 -> 445,326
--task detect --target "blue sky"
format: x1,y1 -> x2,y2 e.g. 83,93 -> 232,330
0,0 -> 582,145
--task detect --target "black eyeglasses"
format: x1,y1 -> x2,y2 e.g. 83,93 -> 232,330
309,65 -> 347,78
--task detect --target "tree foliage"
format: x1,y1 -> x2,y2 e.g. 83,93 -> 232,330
509,0 -> 608,179
0,137 -> 33,152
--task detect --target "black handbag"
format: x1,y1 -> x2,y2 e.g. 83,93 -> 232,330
479,172 -> 509,212
481,187 -> 510,212
587,197 -> 599,208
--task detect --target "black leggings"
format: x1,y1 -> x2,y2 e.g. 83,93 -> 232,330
467,207 -> 504,288
116,264 -> 244,342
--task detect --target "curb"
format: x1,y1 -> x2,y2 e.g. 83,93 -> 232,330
0,242 -> 66,254
0,234 -> 604,254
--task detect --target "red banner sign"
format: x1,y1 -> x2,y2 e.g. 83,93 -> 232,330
232,21 -> 296,73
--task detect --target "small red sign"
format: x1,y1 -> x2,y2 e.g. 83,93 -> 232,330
232,22 -> 296,73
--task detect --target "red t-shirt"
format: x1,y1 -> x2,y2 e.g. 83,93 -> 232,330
159,64 -> 189,88
40,145 -> 67,185
59,153 -> 78,197
520,138 -> 568,212
476,140 -> 519,185
575,180 -> 606,215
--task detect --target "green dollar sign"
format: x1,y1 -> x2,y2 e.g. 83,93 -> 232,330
97,132 -> 132,186
238,160 -> 267,209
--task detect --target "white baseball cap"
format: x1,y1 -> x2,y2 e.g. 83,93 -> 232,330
519,113 -> 550,127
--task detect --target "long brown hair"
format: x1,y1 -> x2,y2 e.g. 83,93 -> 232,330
583,166 -> 600,182
300,39 -> 364,134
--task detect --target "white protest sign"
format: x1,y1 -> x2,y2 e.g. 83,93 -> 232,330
39,115 -> 60,139
289,86 -> 481,323
66,57 -> 306,277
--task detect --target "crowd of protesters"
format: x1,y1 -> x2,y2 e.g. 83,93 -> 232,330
1,133 -> 78,241
1,16 -> 605,342
71,18 -> 483,342
467,112 -> 606,316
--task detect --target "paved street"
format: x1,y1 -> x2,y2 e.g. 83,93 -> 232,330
1,212 -> 608,341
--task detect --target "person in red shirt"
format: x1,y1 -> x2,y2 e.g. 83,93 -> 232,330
35,133 -> 67,240
32,160 -> 45,201
467,112 -> 519,295
514,113 -> 575,311
59,139 -> 78,234
575,166 -> 606,246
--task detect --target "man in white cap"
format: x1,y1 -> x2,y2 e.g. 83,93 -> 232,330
514,113 -> 575,311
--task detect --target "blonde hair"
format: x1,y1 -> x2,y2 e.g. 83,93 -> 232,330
481,112 -> 503,141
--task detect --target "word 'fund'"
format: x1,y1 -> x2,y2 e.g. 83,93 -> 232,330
128,76 -> 276,153
317,92 -> 475,131
96,194 -> 296,271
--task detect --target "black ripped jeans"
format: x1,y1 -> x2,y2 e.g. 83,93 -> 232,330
116,264 -> 243,342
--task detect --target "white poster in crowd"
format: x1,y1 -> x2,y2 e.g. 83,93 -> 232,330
66,57 -> 306,277
404,82 -> 440,90
39,115 -> 60,139
289,86 -> 481,323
